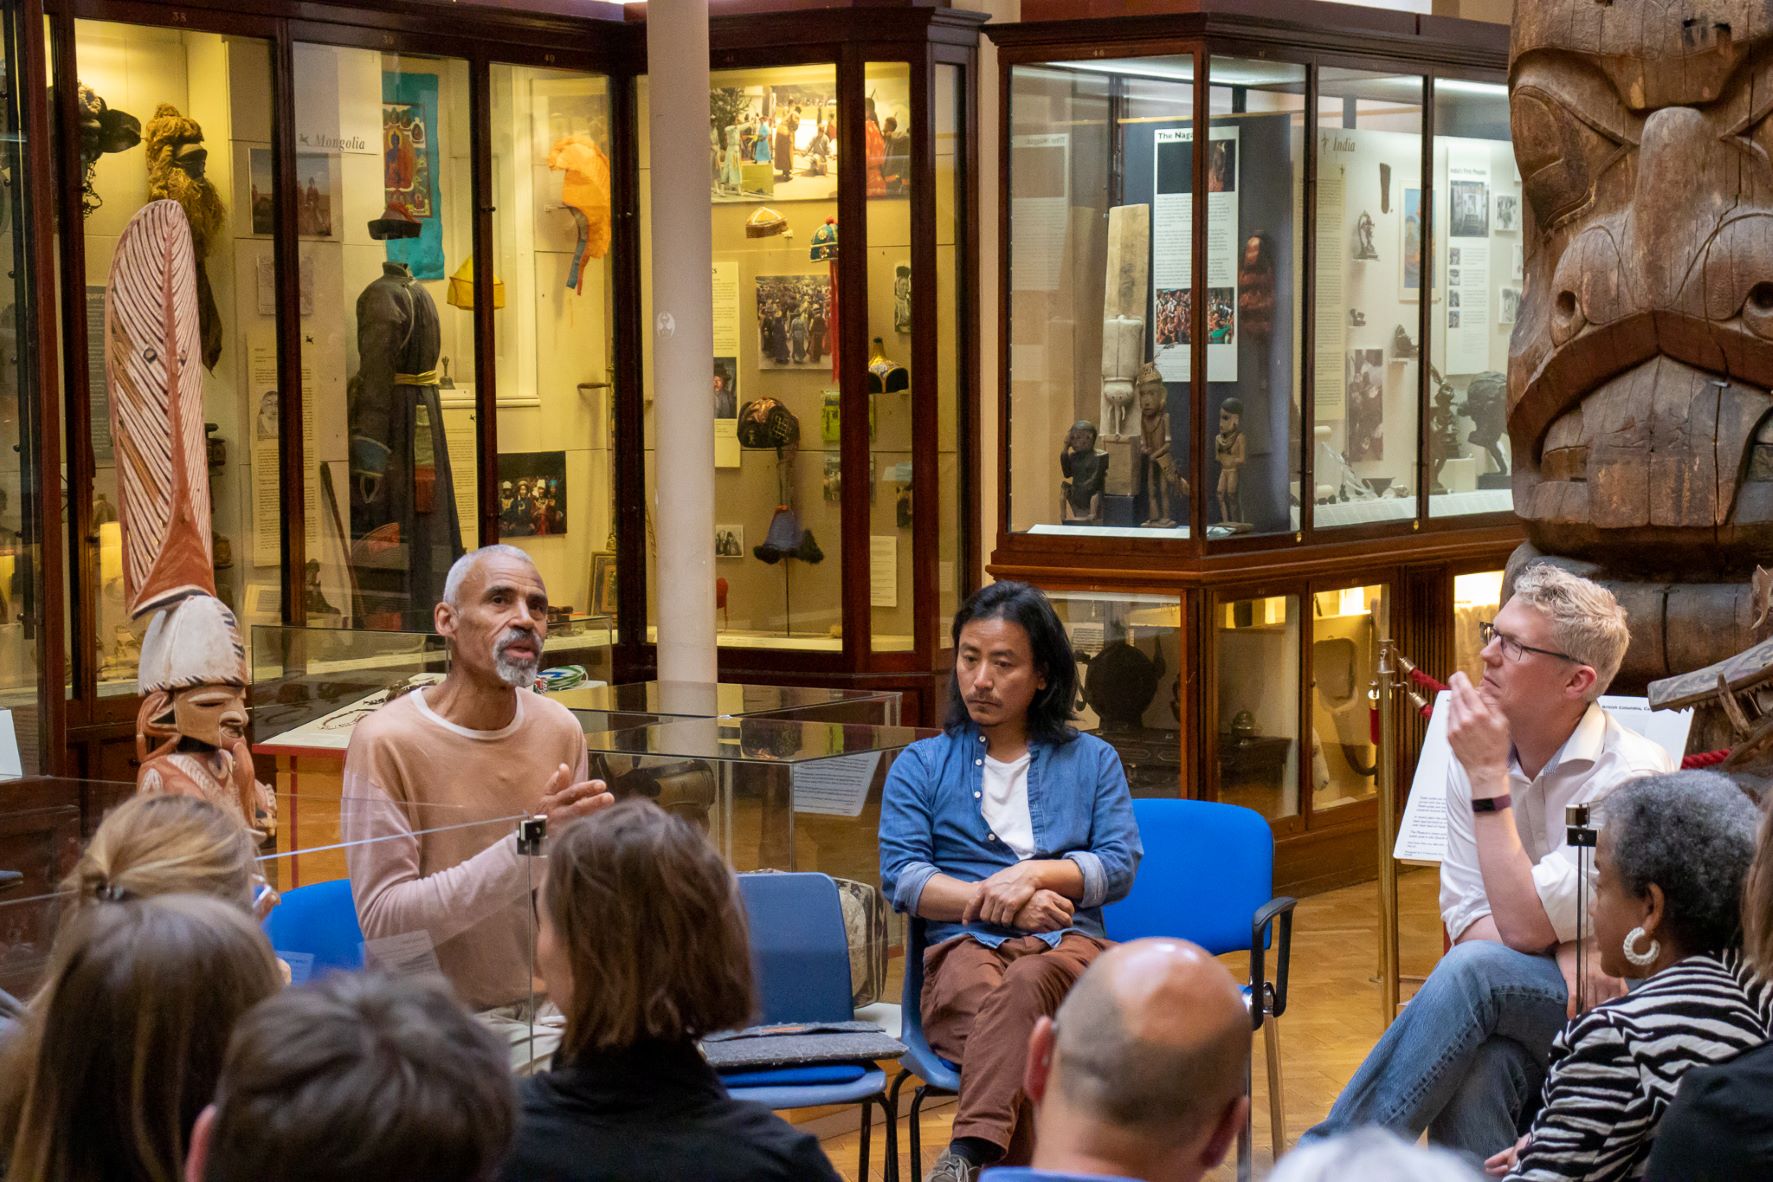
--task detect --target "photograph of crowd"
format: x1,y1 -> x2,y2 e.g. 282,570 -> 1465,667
710,80 -> 902,204
1344,348 -> 1385,462
1154,287 -> 1236,351
755,275 -> 834,369
497,452 -> 568,537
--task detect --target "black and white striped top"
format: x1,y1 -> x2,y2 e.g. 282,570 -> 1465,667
1507,949 -> 1773,1182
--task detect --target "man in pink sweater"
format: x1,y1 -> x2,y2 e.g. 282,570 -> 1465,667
342,544 -> 610,1064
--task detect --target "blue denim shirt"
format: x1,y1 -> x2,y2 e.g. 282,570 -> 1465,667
879,724 -> 1141,950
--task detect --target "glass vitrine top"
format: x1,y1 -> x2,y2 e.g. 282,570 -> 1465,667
580,716 -> 932,764
550,680 -> 899,719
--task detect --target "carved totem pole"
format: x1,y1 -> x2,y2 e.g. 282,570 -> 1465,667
1506,0 -> 1773,693
107,200 -> 275,835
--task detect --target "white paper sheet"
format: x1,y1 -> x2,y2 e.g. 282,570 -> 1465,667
792,752 -> 883,817
1394,693 -> 1694,865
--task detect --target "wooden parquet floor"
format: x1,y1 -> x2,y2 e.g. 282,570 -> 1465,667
813,868 -> 1445,1182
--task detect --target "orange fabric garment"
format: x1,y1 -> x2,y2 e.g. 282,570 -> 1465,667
547,134 -> 612,260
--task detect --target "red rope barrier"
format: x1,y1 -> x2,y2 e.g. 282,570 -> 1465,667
1408,667 -> 1448,694
1682,748 -> 1732,768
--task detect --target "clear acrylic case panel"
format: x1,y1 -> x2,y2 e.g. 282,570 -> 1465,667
581,716 -> 932,891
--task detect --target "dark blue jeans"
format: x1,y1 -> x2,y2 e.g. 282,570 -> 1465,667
1302,940 -> 1568,1159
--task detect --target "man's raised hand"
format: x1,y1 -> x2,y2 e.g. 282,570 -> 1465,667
538,762 -> 615,829
1447,670 -> 1511,782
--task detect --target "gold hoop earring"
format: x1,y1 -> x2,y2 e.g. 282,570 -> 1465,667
1623,926 -> 1660,969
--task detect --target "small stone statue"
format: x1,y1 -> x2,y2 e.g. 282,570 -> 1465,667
1458,371 -> 1509,476
1137,364 -> 1184,527
1060,420 -> 1108,524
1428,370 -> 1462,494
1215,397 -> 1247,524
1354,211 -> 1378,260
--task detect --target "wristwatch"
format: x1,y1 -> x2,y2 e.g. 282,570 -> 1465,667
1471,793 -> 1513,814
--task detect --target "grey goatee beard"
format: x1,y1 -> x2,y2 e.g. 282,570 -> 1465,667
493,628 -> 539,689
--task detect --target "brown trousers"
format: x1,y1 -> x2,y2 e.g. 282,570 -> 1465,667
921,932 -> 1111,1160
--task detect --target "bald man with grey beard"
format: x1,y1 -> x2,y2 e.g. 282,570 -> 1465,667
982,939 -> 1251,1182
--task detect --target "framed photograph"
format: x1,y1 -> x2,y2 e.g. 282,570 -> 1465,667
497,451 -> 568,537
711,81 -> 849,205
1345,348 -> 1385,462
248,148 -> 340,239
1495,193 -> 1520,233
590,552 -> 617,615
1400,188 -> 1422,300
1449,179 -> 1490,238
713,357 -> 738,420
754,275 -> 834,369
1500,287 -> 1521,325
715,524 -> 745,559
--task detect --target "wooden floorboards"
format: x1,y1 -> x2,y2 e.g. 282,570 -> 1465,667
814,868 -> 1445,1181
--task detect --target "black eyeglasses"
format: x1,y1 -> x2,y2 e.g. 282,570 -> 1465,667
1479,620 -> 1576,664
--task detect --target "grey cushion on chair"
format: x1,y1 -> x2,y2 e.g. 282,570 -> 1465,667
701,1021 -> 906,1069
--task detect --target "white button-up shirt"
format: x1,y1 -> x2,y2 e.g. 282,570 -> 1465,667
1440,702 -> 1676,944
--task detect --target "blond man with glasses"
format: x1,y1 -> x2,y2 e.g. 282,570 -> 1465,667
1301,564 -> 1676,1160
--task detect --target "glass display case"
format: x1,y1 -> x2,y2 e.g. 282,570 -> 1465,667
0,776 -> 546,1039
41,0 -> 633,777
1047,590 -> 1183,795
992,2 -> 1513,548
633,7 -> 982,722
986,0 -> 1521,890
247,619 -> 615,749
551,680 -> 902,729
580,715 -> 932,891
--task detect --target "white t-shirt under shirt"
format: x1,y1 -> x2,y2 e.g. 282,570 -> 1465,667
981,751 -> 1036,861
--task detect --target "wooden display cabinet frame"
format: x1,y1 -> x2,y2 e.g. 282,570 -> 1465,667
31,0 -> 641,775
622,3 -> 986,726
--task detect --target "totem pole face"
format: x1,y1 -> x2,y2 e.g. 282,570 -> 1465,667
1509,3 -> 1773,561
170,683 -> 249,747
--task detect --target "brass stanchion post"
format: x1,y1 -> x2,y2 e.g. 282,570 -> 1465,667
1375,637 -> 1401,1026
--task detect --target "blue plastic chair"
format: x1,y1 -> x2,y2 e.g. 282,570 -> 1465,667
885,916 -> 963,1179
262,879 -> 366,974
726,873 -> 899,1182
1104,798 -> 1296,1178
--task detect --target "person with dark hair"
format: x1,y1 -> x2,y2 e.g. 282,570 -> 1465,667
186,973 -> 515,1182
881,581 -> 1142,1182
1639,789 -> 1773,1182
1483,771 -> 1768,1180
500,799 -> 841,1182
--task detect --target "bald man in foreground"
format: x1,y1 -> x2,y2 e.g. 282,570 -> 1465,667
982,939 -> 1250,1182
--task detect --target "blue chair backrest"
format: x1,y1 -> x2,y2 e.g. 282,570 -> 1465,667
1104,798 -> 1273,957
737,872 -> 854,1024
263,879 -> 367,972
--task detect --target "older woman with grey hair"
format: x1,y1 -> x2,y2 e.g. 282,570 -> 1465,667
1272,1129 -> 1479,1181
1482,771 -> 1769,1181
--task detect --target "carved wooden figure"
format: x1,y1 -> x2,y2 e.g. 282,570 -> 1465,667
1506,0 -> 1773,690
105,200 -> 274,834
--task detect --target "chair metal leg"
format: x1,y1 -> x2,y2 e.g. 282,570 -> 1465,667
1236,1041 -> 1253,1182
909,1085 -> 929,1180
859,1096 -> 874,1181
1264,1014 -> 1287,1157
886,1073 -> 910,1182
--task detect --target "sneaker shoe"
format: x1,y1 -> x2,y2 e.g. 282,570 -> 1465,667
923,1151 -> 980,1182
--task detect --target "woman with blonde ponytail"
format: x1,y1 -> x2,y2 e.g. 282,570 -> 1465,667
65,794 -> 268,916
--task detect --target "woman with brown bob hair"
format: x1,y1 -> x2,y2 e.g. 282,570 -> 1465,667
5,892 -> 282,1182
500,799 -> 841,1181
